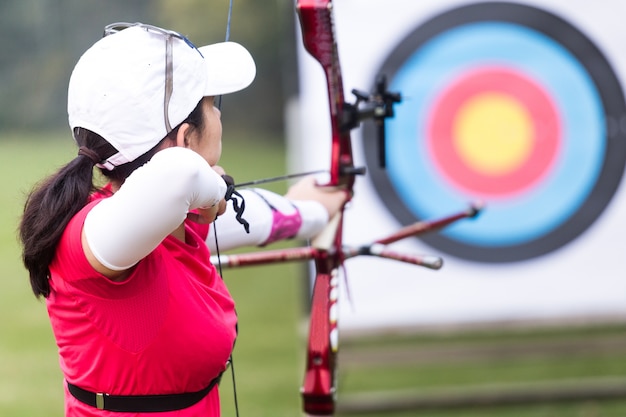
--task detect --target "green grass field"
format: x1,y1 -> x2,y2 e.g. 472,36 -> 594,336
2,131 -> 626,416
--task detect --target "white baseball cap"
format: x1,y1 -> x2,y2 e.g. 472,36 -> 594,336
68,23 -> 256,169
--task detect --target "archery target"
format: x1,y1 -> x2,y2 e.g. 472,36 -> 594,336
363,1 -> 626,263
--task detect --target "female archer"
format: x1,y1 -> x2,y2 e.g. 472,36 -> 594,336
19,22 -> 345,416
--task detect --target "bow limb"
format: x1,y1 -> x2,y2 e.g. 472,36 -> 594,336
298,0 -> 355,189
297,0 -> 353,414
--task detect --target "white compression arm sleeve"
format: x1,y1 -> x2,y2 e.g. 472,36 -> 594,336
84,147 -> 227,271
207,188 -> 328,252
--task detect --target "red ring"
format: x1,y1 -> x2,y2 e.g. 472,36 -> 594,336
427,66 -> 561,197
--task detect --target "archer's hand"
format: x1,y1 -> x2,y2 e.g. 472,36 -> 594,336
285,176 -> 348,218
186,165 -> 228,224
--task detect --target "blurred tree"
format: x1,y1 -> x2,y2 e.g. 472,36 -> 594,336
158,0 -> 296,138
0,0 -> 154,131
0,0 -> 294,140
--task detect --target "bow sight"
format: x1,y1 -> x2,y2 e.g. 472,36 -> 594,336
341,75 -> 402,168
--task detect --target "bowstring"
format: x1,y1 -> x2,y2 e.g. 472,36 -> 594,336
212,0 -> 241,416
215,0 -> 233,110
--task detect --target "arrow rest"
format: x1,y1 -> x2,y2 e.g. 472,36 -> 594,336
340,74 -> 401,168
340,165 -> 367,177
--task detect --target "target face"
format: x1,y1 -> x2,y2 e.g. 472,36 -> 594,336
364,2 -> 626,262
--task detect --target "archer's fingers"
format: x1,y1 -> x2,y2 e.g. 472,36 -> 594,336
286,176 -> 349,218
187,203 -> 222,225
212,165 -> 226,177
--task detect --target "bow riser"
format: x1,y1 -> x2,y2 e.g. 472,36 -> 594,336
297,0 -> 354,188
297,0 -> 351,415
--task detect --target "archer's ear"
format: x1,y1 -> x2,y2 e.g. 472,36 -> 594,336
175,123 -> 192,148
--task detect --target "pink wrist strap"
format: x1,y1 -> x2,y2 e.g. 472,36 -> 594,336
263,208 -> 303,245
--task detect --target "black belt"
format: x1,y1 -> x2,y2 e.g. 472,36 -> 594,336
67,374 -> 221,412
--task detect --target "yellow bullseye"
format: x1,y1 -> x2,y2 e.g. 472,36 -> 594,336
454,93 -> 533,175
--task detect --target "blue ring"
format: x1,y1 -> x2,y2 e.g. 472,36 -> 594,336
387,22 -> 604,246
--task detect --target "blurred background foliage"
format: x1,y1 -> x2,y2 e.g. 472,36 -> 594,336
5,2 -> 626,416
0,0 -> 296,137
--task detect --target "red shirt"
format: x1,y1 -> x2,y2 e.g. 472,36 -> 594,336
47,193 -> 237,416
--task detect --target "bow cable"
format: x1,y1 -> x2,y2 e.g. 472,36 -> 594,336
211,1 -> 241,416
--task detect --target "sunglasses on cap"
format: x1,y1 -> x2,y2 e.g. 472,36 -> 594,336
103,22 -> 204,133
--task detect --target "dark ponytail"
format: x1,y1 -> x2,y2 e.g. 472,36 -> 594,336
18,130 -> 116,298
19,98 -> 206,298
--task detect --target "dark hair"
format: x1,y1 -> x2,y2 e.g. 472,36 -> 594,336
19,99 -> 206,298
